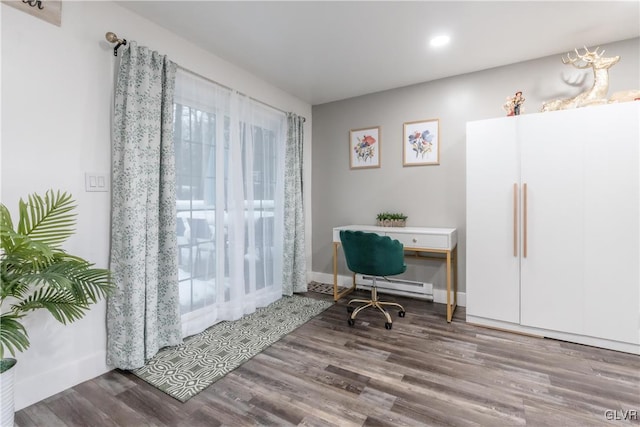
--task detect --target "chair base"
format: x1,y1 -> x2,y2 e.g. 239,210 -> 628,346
348,286 -> 405,328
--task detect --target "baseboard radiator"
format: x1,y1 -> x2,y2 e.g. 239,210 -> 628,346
357,274 -> 434,301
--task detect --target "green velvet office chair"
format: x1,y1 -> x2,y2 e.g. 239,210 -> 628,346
339,230 -> 407,329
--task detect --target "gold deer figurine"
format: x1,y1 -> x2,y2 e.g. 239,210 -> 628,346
541,46 -> 619,112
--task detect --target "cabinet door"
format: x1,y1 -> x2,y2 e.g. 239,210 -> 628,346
519,111 -> 585,334
582,103 -> 639,344
519,104 -> 640,344
466,118 -> 520,322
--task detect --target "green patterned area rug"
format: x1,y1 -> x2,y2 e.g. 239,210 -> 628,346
133,295 -> 333,402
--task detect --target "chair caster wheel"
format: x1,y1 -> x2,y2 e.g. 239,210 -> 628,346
399,310 -> 406,318
385,322 -> 392,330
347,306 -> 354,313
348,318 -> 355,327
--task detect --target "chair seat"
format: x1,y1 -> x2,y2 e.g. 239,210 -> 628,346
339,230 -> 407,329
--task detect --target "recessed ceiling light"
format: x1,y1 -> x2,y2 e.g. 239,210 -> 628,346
430,35 -> 450,48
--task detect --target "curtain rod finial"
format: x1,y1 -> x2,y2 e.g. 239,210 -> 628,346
105,32 -> 119,43
105,32 -> 127,56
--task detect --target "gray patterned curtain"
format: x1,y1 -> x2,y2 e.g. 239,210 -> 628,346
282,113 -> 307,295
107,42 -> 182,369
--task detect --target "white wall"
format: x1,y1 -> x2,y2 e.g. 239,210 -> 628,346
1,1 -> 311,410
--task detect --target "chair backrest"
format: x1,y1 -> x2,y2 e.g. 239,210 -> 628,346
340,230 -> 406,277
252,216 -> 274,247
188,218 -> 213,241
177,217 -> 186,236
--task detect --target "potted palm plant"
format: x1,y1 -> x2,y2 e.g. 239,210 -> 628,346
0,190 -> 114,426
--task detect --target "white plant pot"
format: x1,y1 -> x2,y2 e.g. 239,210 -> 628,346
0,359 -> 16,427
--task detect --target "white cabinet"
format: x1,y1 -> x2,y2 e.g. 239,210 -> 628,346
466,102 -> 639,354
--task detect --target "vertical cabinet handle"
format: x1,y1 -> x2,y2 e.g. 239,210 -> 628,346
523,183 -> 528,258
513,183 -> 518,257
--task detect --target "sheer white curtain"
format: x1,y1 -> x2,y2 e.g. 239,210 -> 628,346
173,69 -> 285,337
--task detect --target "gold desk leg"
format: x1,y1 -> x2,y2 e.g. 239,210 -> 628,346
446,249 -> 453,322
333,242 -> 339,301
453,246 -> 458,309
447,251 -> 453,322
447,246 -> 458,323
333,241 -> 356,301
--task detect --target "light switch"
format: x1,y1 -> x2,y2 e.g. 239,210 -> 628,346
85,173 -> 109,192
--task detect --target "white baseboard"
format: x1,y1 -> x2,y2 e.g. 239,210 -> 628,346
15,351 -> 111,411
310,271 -> 466,307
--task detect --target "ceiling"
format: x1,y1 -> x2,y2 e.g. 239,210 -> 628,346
118,1 -> 640,105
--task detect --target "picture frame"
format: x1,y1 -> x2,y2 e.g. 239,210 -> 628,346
349,126 -> 381,169
403,118 -> 440,166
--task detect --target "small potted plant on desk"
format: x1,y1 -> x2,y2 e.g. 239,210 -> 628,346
376,212 -> 408,227
0,190 -> 115,426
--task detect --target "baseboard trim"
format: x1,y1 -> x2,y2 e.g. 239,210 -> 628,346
15,351 -> 111,411
310,271 -> 466,307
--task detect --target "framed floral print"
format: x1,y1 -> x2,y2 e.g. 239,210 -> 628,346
403,119 -> 440,166
349,126 -> 381,169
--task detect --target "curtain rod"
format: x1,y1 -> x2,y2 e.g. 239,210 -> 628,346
105,31 -> 306,123
178,66 -> 306,121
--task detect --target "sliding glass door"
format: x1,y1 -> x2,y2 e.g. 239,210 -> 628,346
175,103 -> 219,314
173,69 -> 285,337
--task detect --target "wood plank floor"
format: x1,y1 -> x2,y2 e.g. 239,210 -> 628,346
15,291 -> 640,426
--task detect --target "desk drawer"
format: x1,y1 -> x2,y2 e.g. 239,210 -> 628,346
386,232 -> 450,250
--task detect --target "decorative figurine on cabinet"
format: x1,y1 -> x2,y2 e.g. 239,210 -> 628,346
541,46 -> 619,111
503,91 -> 525,116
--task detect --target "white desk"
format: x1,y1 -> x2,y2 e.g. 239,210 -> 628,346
332,225 -> 458,322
